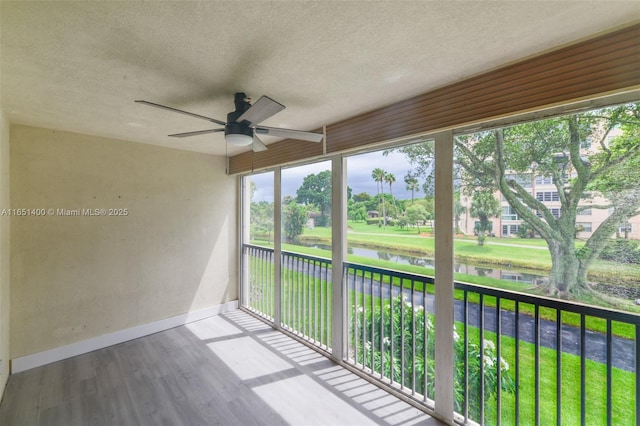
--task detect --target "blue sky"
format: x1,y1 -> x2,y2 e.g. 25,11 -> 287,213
250,150 -> 424,202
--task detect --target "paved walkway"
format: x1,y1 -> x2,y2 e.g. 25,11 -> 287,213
349,277 -> 635,372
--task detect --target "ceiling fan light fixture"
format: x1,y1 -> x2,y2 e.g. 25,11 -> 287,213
225,133 -> 253,146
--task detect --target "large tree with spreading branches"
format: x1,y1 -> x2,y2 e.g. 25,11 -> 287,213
396,103 -> 640,298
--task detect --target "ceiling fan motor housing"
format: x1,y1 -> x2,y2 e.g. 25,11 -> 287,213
225,110 -> 254,138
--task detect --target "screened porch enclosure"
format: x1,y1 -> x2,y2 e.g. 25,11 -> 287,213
239,106 -> 640,424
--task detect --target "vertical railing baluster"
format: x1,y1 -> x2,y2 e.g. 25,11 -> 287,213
247,247 -> 252,310
305,255 -> 309,337
262,249 -> 266,315
322,261 -> 325,347
268,250 -> 272,318
380,266 -> 384,379
288,255 -> 293,330
580,315 -> 586,426
390,274 -> 395,385
300,257 -> 309,338
323,259 -> 327,346
401,285 -> 406,390
281,253 -> 286,327
464,290 -> 469,422
354,268 -> 359,365
606,319 -> 612,426
557,309 -> 562,426
424,278 -> 429,402
370,271 -> 375,372
282,254 -> 287,327
515,300 -> 520,426
306,258 -> 310,339
264,250 -> 268,317
297,255 -> 301,334
497,297 -> 502,426
253,247 -> 258,313
480,293 -> 485,426
320,261 -> 324,347
354,268 -> 358,362
361,269 -> 366,366
250,247 -> 254,311
299,255 -> 303,334
258,248 -> 263,314
535,304 -> 540,426
327,260 -> 331,348
411,279 -> 416,395
314,258 -> 317,338
289,255 -> 293,329
266,249 -> 270,317
313,260 -> 318,342
635,325 -> 639,426
345,265 -> 350,357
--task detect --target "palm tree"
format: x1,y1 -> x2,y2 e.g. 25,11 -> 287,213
404,174 -> 420,203
385,172 -> 397,214
371,168 -> 387,227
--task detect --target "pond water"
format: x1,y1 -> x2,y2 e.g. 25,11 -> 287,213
307,243 -> 548,287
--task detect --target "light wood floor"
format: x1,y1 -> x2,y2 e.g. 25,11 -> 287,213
0,310 -> 444,426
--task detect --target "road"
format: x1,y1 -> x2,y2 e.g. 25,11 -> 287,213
344,275 -> 635,372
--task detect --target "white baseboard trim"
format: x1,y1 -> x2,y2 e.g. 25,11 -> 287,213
11,300 -> 238,374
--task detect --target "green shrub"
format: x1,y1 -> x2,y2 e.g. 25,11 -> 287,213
351,294 -> 515,422
366,217 -> 381,226
365,217 -> 395,226
598,239 -> 640,264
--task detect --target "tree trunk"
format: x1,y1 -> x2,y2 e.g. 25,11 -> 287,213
547,239 -> 581,296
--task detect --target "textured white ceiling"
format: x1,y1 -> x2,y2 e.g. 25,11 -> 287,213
2,1 -> 639,156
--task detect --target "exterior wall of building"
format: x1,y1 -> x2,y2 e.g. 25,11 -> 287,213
459,184 -> 639,241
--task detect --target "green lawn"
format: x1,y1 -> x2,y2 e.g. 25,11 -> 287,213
465,329 -> 636,426
295,221 -> 640,289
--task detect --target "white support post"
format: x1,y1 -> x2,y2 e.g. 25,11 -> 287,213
434,130 -> 455,423
239,176 -> 250,308
331,155 -> 347,360
273,168 -> 282,329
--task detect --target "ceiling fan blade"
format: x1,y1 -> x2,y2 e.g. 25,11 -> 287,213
237,95 -> 285,125
168,128 -> 224,138
135,100 -> 227,126
252,135 -> 268,152
255,126 -> 324,143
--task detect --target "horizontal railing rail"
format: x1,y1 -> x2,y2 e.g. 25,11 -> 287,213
455,282 -> 640,325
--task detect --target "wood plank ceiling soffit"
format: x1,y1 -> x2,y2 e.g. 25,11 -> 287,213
229,24 -> 640,175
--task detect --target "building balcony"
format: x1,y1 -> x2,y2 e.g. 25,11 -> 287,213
244,244 -> 639,425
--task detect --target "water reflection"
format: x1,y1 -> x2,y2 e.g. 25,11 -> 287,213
310,243 -> 547,286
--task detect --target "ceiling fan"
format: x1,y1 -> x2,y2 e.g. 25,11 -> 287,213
135,92 -> 323,152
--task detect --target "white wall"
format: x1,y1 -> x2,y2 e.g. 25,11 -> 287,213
0,111 -> 10,399
10,125 -> 237,358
